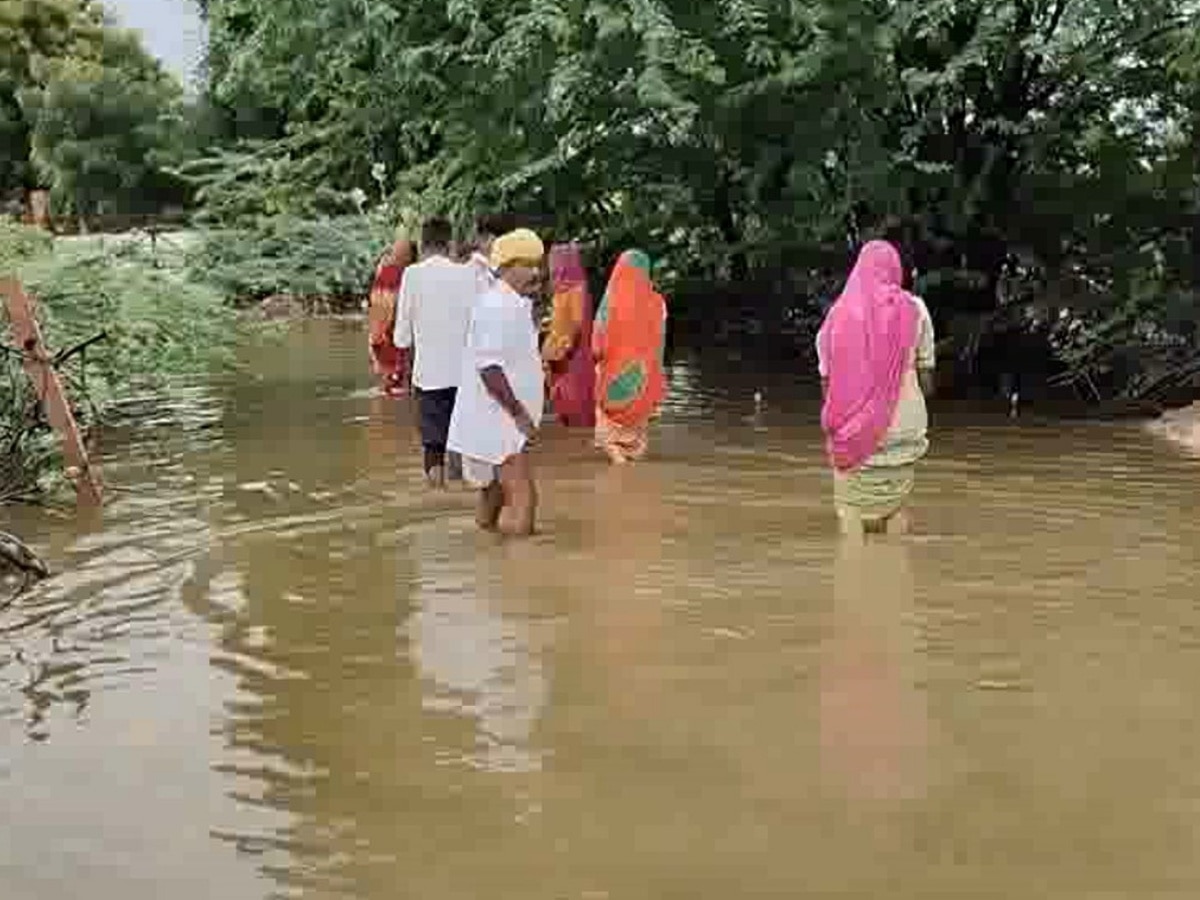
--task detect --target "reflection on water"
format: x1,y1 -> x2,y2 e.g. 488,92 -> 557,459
3,319 -> 1200,898
820,539 -> 929,804
405,519 -> 552,774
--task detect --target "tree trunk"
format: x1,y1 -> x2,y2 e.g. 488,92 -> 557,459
712,169 -> 747,281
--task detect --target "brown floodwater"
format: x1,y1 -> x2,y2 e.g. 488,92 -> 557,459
3,318 -> 1200,899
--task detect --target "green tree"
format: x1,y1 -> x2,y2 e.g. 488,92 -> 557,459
195,0 -> 1199,393
1,0 -> 188,223
18,27 -> 188,227
0,0 -> 106,197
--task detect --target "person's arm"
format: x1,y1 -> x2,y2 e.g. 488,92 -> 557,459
392,267 -> 415,350
816,327 -> 829,399
918,369 -> 935,397
480,367 -> 534,435
913,297 -> 937,398
472,301 -> 535,436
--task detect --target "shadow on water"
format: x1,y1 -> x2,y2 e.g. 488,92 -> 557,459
3,318 -> 1200,898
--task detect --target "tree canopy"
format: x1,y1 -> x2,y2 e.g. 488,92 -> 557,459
5,0 -> 1196,395
1,0 -> 189,222
187,0 -> 1199,395
196,0 -> 1195,273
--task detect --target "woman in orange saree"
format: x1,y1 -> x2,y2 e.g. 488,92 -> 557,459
592,249 -> 668,463
542,243 -> 596,427
367,238 -> 415,397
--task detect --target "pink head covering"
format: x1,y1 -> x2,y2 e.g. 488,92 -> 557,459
550,242 -> 586,287
818,240 -> 920,472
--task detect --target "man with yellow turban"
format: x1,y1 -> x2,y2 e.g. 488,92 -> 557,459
447,228 -> 546,536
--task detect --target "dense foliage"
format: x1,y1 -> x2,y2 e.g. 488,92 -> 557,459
0,221 -> 238,497
1,0 -> 195,225
5,0 -> 1197,402
183,213 -> 396,304
192,0 -> 1198,397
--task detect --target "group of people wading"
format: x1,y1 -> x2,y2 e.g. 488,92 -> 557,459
367,216 -> 669,537
368,216 -> 934,541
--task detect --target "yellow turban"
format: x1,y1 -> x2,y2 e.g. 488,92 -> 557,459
489,228 -> 545,268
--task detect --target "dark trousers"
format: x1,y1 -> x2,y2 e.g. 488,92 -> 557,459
415,387 -> 457,473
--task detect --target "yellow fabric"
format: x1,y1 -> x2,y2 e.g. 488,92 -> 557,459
542,284 -> 584,363
489,228 -> 545,268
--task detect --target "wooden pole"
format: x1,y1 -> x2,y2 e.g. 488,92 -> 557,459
1,277 -> 103,505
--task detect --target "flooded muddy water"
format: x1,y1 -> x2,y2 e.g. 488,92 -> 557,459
3,318 -> 1199,899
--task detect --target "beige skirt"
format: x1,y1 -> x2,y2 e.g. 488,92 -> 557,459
832,434 -> 928,523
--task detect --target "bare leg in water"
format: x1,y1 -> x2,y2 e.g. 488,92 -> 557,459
600,420 -> 647,465
885,508 -> 912,536
474,454 -> 537,536
497,451 -> 537,536
839,506 -> 911,542
476,480 -> 504,531
423,445 -> 446,489
446,451 -> 463,483
838,507 -> 866,545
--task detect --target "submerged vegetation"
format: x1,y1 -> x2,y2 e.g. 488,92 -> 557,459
0,221 -> 237,499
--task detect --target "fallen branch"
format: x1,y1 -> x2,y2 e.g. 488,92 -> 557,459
0,489 -> 45,507
52,330 -> 108,367
1128,355 -> 1200,403
1,277 -> 103,505
0,530 -> 49,579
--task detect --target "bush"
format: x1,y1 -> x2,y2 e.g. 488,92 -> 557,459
0,219 -> 53,274
21,242 -> 238,396
1,221 -> 239,498
184,214 -> 395,304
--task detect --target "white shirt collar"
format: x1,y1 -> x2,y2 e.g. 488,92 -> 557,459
495,278 -> 532,310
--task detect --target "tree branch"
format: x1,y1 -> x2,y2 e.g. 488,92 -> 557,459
1041,0 -> 1070,43
51,330 -> 108,367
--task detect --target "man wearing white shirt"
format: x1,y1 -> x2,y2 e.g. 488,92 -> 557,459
447,228 -> 546,537
393,217 -> 478,487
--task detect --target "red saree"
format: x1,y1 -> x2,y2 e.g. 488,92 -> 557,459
367,239 -> 415,396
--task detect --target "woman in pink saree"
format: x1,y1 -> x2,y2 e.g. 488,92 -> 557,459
541,243 -> 596,427
816,240 -> 936,537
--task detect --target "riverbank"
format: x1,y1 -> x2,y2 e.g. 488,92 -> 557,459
1147,402 -> 1200,457
1,221 -> 241,499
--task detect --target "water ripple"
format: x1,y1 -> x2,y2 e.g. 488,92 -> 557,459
4,321 -> 1200,899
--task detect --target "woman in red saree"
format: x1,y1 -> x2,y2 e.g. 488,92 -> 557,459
367,238 -> 415,397
541,243 -> 596,427
592,249 -> 668,463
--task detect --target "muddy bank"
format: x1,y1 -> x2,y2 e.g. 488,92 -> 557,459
1147,403 -> 1200,457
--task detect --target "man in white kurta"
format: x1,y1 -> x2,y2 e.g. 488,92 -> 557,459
447,229 -> 546,536
393,217 -> 477,487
